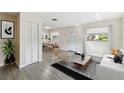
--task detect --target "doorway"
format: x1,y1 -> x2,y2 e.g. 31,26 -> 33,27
42,30 -> 60,63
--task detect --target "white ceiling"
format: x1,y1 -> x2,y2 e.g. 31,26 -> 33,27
1,12 -> 124,29
40,12 -> 124,29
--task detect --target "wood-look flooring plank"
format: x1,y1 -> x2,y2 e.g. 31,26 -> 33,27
0,50 -> 73,80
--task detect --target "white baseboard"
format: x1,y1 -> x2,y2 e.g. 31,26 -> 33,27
19,61 -> 42,68
19,64 -> 27,68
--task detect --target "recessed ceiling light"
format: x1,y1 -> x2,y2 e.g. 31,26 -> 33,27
96,14 -> 102,20
75,24 -> 80,26
52,18 -> 58,21
44,26 -> 52,29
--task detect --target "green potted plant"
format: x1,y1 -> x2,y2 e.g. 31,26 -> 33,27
2,39 -> 15,64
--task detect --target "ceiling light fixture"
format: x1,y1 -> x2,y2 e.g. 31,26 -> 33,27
96,14 -> 102,20
52,18 -> 58,21
44,26 -> 52,29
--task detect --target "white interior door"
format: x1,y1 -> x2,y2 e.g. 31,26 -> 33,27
68,31 -> 77,51
24,23 -> 39,66
31,23 -> 39,64
25,23 -> 32,65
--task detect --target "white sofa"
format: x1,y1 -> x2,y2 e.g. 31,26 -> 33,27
96,54 -> 124,80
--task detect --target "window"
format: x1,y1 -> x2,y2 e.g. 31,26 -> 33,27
87,33 -> 108,41
52,35 -> 59,40
51,32 -> 60,41
85,26 -> 111,56
86,27 -> 109,41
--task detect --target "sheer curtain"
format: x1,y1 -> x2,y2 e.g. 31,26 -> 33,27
85,26 -> 112,56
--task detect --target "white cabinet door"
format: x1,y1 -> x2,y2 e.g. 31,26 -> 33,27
24,23 -> 32,65
31,24 -> 39,64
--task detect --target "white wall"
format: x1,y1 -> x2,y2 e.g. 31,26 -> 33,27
85,41 -> 111,56
76,25 -> 84,54
83,18 -> 122,49
50,26 -> 76,51
85,26 -> 112,55
50,18 -> 122,54
68,30 -> 77,51
42,28 -> 50,36
122,17 -> 124,48
0,14 -> 18,67
19,12 -> 42,68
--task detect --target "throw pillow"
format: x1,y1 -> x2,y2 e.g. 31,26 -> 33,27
113,50 -> 123,64
112,48 -> 118,55
113,55 -> 121,64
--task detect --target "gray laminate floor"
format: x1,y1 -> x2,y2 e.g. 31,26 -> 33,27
0,49 -> 73,80
0,48 -> 98,80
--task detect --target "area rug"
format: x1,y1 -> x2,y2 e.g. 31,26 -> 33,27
51,63 -> 92,80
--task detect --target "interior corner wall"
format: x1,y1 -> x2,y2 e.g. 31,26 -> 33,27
15,13 -> 20,67
0,13 -> 18,67
50,26 -> 76,51
19,12 -> 42,68
83,18 -> 122,49
50,18 -> 122,54
122,17 -> 124,48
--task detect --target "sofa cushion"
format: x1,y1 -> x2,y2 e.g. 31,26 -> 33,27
113,53 -> 123,64
101,54 -> 114,66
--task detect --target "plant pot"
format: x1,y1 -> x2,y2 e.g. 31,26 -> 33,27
5,54 -> 15,64
10,54 -> 15,63
5,58 -> 11,64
